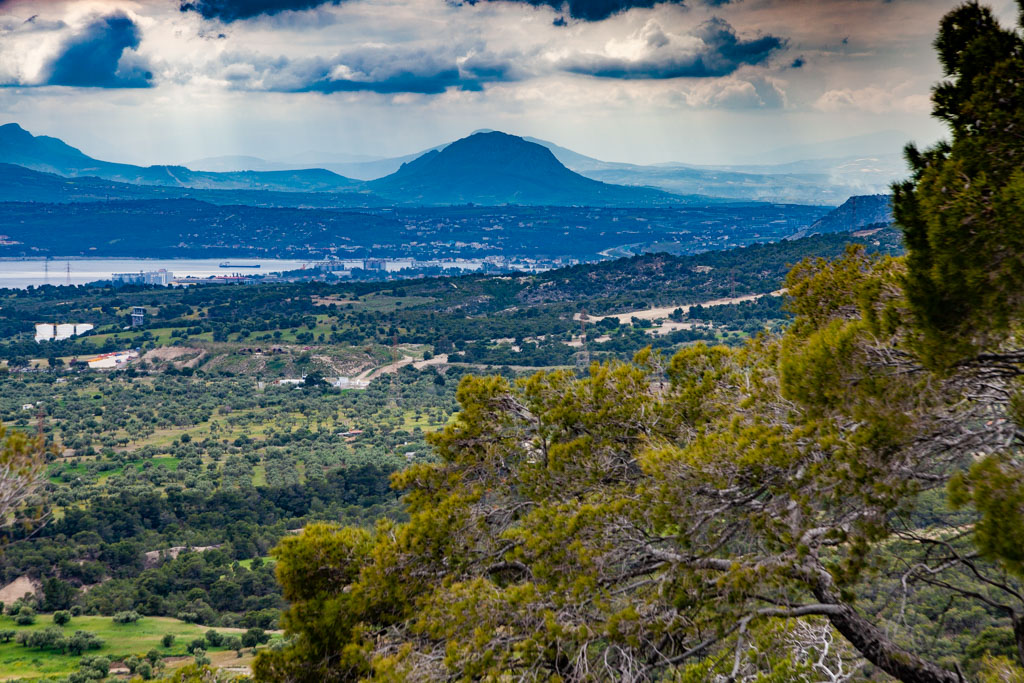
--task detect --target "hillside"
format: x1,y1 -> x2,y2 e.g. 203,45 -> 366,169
0,123 -> 359,193
367,132 -> 689,206
807,193 -> 893,234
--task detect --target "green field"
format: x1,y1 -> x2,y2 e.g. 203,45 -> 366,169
0,614 -> 276,680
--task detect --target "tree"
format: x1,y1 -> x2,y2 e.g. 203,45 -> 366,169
893,1 -> 1024,365
162,633 -> 176,648
43,577 -> 78,612
53,610 -> 71,626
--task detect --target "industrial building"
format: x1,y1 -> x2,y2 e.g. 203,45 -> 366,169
35,323 -> 94,342
111,269 -> 173,286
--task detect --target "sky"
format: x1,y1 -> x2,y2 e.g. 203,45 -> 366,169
0,0 -> 1019,166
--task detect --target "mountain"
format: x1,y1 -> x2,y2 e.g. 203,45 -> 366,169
332,131 -> 899,204
787,194 -> 893,239
367,131 -> 688,206
0,163 -> 384,208
186,151 -> 385,173
0,123 -> 359,193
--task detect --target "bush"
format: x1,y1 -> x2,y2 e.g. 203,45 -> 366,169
25,626 -> 65,651
65,630 -> 104,655
69,655 -> 110,683
112,610 -> 141,624
146,648 -> 161,664
138,661 -> 153,680
225,635 -> 242,651
53,610 -> 71,626
193,647 -> 210,667
187,637 -> 206,654
205,629 -> 223,647
14,606 -> 36,625
161,633 -> 175,648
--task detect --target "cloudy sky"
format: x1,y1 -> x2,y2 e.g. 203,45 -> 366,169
0,0 -> 1017,166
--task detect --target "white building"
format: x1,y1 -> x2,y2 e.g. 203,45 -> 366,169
112,270 -> 173,286
87,350 -> 138,369
35,323 -> 94,342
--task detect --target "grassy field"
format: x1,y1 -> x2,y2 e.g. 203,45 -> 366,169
0,614 -> 277,680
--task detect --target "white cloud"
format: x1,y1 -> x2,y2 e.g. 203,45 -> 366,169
814,85 -> 931,114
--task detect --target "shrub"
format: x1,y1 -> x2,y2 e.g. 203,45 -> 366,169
69,655 -> 110,683
65,630 -> 104,655
112,610 -> 141,624
53,610 -> 71,626
187,637 -> 206,654
161,633 -> 175,648
205,629 -> 224,647
14,606 -> 36,625
25,626 -> 66,651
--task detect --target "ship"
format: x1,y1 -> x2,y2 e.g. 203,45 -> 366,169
219,262 -> 260,269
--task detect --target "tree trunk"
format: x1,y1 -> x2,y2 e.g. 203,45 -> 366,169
811,583 -> 961,683
1013,613 -> 1024,670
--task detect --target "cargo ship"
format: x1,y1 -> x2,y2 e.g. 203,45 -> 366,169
219,262 -> 260,269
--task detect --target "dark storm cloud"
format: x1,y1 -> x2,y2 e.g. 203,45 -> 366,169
180,0 -> 732,24
469,0 -> 737,22
486,0 -> 685,22
44,13 -> 152,88
564,17 -> 783,79
224,47 -> 519,94
180,0 -> 345,22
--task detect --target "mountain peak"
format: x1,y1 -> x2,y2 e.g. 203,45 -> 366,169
370,130 -> 678,206
0,122 -> 30,137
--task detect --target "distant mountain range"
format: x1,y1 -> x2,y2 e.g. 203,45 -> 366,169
0,125 -> 712,208
1,122 -> 900,208
0,123 -> 360,193
187,129 -> 907,205
0,163 -> 382,208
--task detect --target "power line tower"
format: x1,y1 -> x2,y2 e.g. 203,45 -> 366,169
65,262 -> 71,286
43,260 -> 49,285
